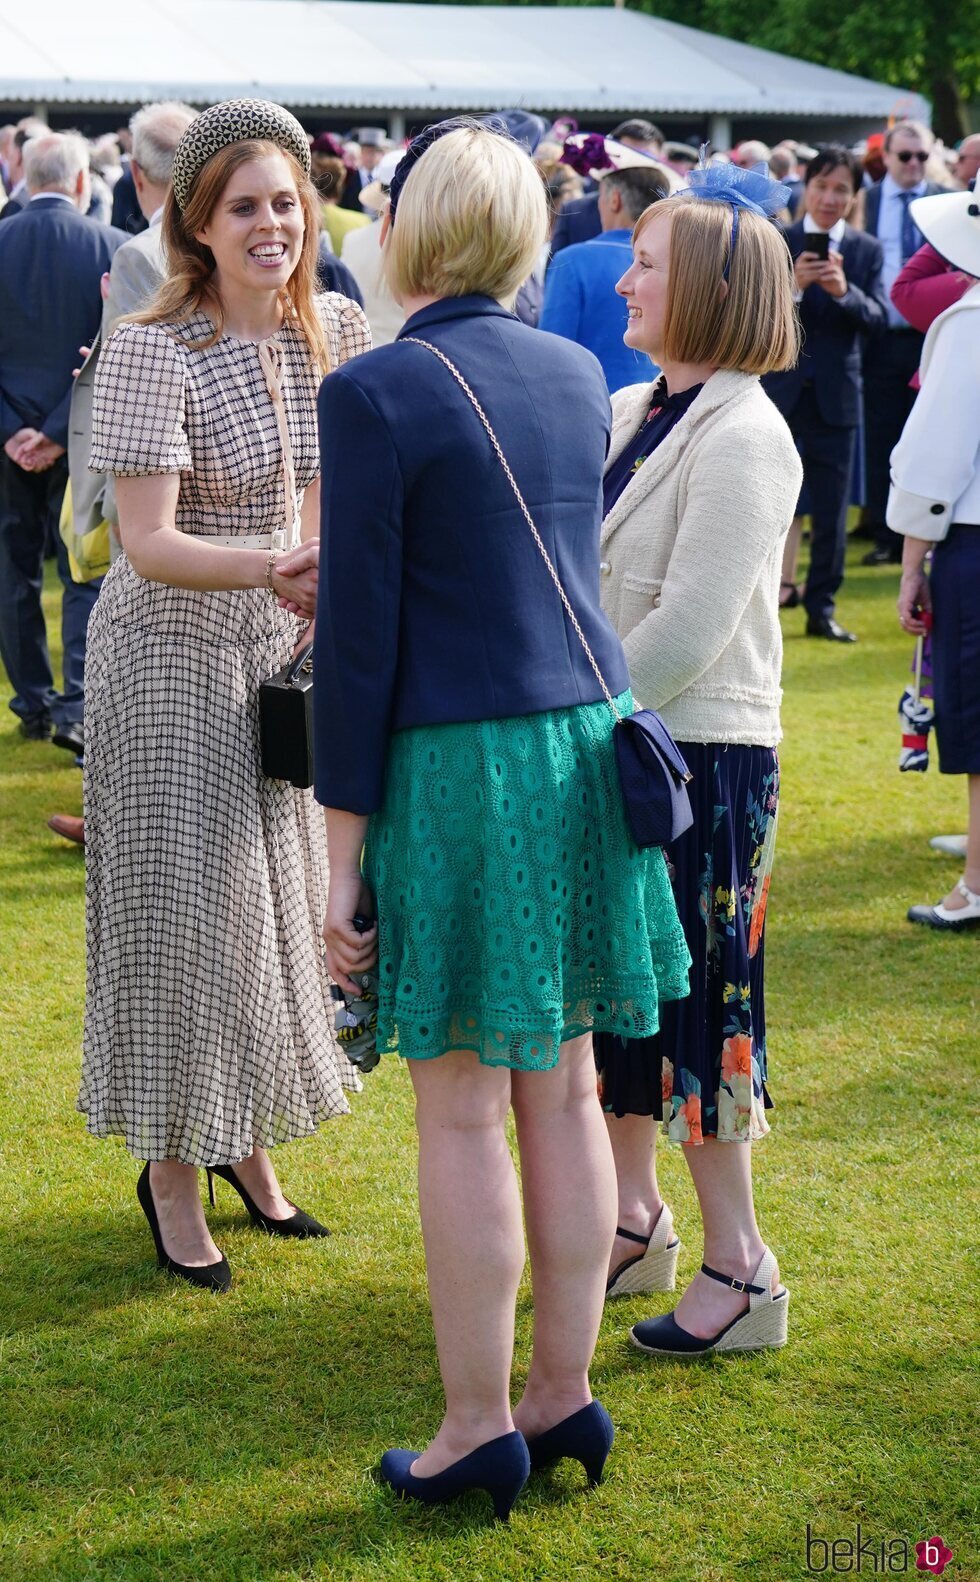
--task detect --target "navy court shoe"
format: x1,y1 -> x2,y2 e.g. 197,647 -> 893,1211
525,1400 -> 614,1486
379,1430 -> 530,1521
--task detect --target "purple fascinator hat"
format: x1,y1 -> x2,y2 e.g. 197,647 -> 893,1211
388,116 -> 519,223
561,133 -> 614,179
681,153 -> 792,279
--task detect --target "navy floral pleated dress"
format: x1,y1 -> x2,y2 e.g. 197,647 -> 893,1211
594,379 -> 777,1144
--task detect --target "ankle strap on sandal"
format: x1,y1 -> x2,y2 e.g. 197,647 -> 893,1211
615,1225 -> 651,1247
700,1262 -> 766,1296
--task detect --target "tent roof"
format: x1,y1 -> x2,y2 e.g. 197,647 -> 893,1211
0,0 -> 927,119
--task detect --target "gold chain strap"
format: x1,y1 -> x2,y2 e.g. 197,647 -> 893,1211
402,337 -> 622,723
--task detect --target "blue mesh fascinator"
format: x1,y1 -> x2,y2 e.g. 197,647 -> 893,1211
682,154 -> 792,279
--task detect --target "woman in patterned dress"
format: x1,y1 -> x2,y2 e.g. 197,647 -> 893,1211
594,168 -> 802,1356
79,101 -> 371,1291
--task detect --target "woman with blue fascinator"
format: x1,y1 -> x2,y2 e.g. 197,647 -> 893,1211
593,161 -> 804,1356
312,118 -> 689,1517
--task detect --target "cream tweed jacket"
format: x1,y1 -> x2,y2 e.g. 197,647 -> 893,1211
600,370 -> 803,747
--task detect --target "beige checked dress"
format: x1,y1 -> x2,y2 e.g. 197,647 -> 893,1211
79,294 -> 371,1166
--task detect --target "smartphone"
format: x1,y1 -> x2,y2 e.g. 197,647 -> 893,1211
806,232 -> 831,262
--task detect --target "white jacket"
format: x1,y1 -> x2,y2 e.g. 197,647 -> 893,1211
600,371 -> 802,748
887,282 -> 980,541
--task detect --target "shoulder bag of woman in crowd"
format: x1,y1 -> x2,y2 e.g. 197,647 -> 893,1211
403,336 -> 694,848
257,338 -> 316,788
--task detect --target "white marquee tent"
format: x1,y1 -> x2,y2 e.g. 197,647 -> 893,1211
0,0 -> 927,145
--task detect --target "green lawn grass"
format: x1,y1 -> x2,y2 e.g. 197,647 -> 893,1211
1,550 -> 977,1582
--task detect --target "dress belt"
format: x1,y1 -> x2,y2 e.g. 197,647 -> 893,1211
196,532 -> 286,549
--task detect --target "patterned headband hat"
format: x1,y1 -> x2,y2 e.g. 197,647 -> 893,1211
387,116 -> 517,224
682,152 -> 791,281
171,98 -> 312,212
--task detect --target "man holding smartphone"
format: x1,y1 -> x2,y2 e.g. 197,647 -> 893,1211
764,147 -> 889,640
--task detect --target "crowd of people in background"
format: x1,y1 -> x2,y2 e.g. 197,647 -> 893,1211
1,102 -> 977,881
0,102 -> 976,875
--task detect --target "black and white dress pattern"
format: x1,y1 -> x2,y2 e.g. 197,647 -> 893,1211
79,294 -> 371,1165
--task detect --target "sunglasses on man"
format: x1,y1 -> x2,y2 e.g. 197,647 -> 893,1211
895,150 -> 929,163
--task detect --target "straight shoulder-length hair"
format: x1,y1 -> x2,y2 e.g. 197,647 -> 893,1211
634,195 -> 799,375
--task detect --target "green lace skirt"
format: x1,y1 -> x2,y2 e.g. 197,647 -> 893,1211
362,691 -> 691,1071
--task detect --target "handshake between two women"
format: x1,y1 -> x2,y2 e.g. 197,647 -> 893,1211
273,538 -> 319,622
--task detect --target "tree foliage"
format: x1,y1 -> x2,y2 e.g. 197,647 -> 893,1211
628,0 -> 977,139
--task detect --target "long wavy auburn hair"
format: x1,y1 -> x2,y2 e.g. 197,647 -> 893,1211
131,140 -> 329,375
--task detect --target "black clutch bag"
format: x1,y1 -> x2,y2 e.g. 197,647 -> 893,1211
259,638 -> 314,788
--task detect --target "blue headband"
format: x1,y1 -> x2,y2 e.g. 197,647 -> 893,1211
388,116 -> 519,223
683,156 -> 792,281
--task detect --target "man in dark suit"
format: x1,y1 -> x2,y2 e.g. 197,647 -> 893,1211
0,132 -> 124,743
861,121 -> 945,563
765,147 -> 889,641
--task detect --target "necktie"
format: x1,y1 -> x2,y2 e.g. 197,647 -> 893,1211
898,191 -> 920,262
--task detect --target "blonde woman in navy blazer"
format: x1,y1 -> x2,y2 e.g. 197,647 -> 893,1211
312,120 -> 689,1518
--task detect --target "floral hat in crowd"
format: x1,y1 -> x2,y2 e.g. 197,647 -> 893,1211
561,132 -> 681,190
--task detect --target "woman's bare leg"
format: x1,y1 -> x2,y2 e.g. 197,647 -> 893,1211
407,1052 -> 523,1476
939,775 -> 980,910
148,1161 -> 222,1265
604,1111 -> 665,1281
511,1034 -> 617,1440
670,1139 -> 781,1338
229,1145 -> 295,1219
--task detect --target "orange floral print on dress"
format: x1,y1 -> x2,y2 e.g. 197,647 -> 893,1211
748,873 -> 771,958
680,1093 -> 702,1143
721,1033 -> 752,1084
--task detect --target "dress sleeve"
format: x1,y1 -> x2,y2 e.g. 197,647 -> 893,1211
89,322 -> 192,476
318,292 -> 373,371
887,308 -> 980,542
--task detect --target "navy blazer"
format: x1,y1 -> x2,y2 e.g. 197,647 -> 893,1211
764,222 -> 888,429
314,294 -> 628,814
549,193 -> 601,261
0,196 -> 125,446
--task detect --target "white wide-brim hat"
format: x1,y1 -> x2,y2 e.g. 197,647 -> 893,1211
563,134 -> 682,192
910,174 -> 980,277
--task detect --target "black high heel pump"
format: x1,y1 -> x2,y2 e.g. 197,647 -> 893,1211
206,1164 -> 331,1238
136,1163 -> 231,1292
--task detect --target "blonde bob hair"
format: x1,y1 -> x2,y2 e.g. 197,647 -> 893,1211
633,195 -> 799,374
132,139 -> 329,374
385,124 -> 547,305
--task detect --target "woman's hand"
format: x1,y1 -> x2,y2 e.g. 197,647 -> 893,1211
324,870 -> 379,994
898,566 -> 932,635
273,540 -> 318,619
